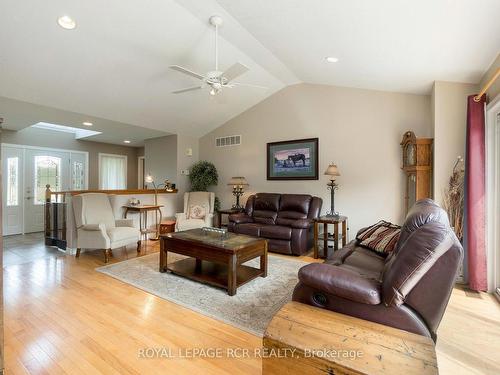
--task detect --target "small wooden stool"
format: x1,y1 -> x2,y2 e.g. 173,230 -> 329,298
263,302 -> 437,375
159,220 -> 176,235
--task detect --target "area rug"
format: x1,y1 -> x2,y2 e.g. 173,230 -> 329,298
96,253 -> 307,336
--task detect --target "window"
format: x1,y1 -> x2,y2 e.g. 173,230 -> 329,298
34,155 -> 61,204
7,157 -> 19,206
99,153 -> 127,189
72,161 -> 85,190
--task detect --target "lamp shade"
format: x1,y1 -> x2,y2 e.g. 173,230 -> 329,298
228,176 -> 249,186
145,175 -> 154,183
324,164 -> 340,177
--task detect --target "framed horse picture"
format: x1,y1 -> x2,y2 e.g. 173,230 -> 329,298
267,138 -> 319,180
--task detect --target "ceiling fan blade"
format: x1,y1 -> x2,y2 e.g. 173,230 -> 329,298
230,82 -> 269,90
169,65 -> 205,80
172,86 -> 204,94
222,62 -> 249,82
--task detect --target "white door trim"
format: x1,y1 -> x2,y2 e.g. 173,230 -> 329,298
485,94 -> 500,294
1,143 -> 89,190
1,143 -> 90,234
138,156 -> 145,189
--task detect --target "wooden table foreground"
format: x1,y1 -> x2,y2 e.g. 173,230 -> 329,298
263,302 -> 438,375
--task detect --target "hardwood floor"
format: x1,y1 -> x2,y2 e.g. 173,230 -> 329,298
2,234 -> 500,374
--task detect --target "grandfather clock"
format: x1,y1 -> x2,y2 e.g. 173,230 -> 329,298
400,131 -> 433,215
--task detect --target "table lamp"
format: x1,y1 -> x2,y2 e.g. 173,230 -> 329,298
228,176 -> 248,209
324,163 -> 341,217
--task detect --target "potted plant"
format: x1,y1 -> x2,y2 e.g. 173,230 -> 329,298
188,161 -> 220,211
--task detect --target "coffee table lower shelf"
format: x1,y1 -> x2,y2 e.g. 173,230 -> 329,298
166,258 -> 264,295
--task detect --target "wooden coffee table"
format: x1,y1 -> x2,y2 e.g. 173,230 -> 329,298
159,229 -> 268,296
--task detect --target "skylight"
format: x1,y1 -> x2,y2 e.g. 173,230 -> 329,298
31,122 -> 102,139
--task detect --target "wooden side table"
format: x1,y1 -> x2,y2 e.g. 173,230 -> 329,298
159,220 -> 176,235
123,205 -> 163,246
217,208 -> 244,228
313,215 -> 348,259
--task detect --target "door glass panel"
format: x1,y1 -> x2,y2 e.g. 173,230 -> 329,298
34,155 -> 61,204
72,161 -> 85,190
7,157 -> 19,206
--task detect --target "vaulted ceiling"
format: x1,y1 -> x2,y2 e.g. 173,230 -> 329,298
0,0 -> 498,141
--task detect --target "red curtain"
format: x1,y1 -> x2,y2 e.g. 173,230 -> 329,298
465,94 -> 487,291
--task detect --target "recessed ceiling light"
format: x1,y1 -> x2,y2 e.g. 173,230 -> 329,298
82,121 -> 93,126
326,56 -> 339,63
123,140 -> 131,144
57,15 -> 76,30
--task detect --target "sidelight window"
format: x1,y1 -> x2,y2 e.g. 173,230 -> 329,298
7,157 -> 19,206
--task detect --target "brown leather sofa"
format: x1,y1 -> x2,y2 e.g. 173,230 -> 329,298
228,193 -> 322,255
292,199 -> 463,341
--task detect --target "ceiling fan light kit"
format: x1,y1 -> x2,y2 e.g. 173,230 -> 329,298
170,15 -> 267,96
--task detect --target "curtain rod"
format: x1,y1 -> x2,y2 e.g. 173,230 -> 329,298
474,68 -> 500,102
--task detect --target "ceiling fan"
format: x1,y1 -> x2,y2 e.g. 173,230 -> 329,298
170,15 -> 267,96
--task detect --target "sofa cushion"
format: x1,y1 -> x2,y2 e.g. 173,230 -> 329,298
276,211 -> 307,226
279,194 -> 312,214
253,210 -> 278,224
260,225 -> 292,240
254,193 -> 280,211
236,223 -> 263,237
107,226 -> 140,242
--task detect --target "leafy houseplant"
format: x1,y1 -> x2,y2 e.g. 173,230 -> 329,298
188,161 -> 221,211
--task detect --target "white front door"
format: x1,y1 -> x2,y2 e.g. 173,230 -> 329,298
24,149 -> 71,233
1,146 -> 24,235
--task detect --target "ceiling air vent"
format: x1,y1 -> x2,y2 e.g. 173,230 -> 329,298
216,135 -> 241,147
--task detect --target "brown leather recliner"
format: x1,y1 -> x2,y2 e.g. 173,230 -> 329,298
228,193 -> 322,255
292,199 -> 463,341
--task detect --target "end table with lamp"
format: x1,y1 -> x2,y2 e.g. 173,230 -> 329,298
324,163 -> 340,217
313,163 -> 347,258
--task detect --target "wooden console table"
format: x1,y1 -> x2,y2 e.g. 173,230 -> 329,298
124,205 -> 163,244
313,215 -> 348,258
263,302 -> 438,375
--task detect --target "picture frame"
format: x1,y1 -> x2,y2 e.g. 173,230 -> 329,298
267,138 -> 319,180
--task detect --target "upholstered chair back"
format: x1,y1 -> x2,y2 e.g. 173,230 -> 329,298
182,192 -> 215,216
73,193 -> 116,229
381,199 -> 463,336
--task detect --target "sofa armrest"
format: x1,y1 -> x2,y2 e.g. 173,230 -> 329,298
204,213 -> 214,227
80,223 -> 106,231
175,212 -> 187,222
228,213 -> 253,224
298,263 -> 381,305
291,219 -> 313,229
115,219 -> 134,227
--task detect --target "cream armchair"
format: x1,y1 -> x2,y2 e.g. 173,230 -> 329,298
175,192 -> 215,231
72,193 -> 141,263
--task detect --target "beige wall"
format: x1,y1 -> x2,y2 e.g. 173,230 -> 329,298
144,135 -> 177,187
1,127 -> 140,189
432,81 -> 478,205
199,83 -> 432,235
176,135 -> 199,210
480,53 -> 500,101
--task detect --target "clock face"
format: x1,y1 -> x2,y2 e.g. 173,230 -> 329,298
406,144 -> 416,166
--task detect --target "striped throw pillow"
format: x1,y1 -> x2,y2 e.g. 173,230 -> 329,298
356,221 -> 401,255
356,220 -> 399,241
